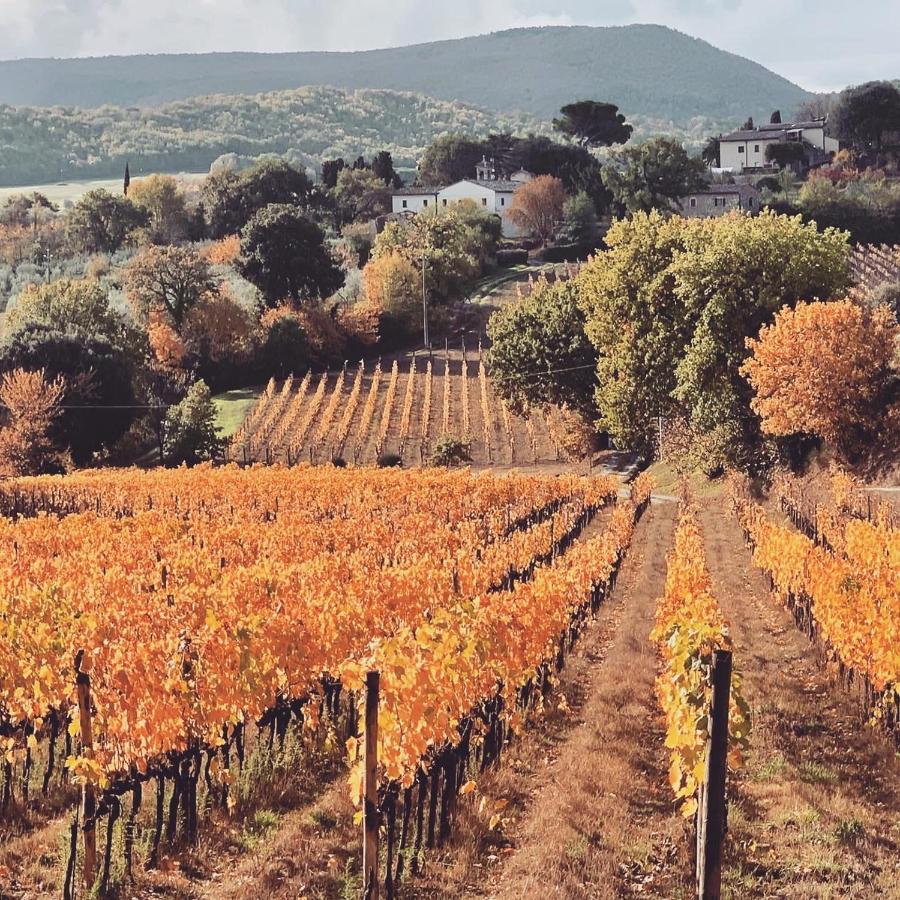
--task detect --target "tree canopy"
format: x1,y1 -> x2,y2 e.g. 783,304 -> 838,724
832,81 -> 900,153
238,203 -> 344,304
602,137 -> 707,215
552,100 -> 632,148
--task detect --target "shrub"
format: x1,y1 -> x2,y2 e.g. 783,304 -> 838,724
376,452 -> 402,468
430,436 -> 472,467
496,248 -> 529,266
162,379 -> 224,465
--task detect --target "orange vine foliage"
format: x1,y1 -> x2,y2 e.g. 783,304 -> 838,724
652,500 -> 750,815
0,466 -> 620,794
729,473 -> 899,701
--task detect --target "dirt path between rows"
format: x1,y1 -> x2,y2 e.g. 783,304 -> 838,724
415,500 -> 690,900
697,497 -> 900,900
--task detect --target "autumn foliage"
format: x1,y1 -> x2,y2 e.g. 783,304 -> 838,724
0,367 -> 66,475
507,175 -> 567,244
742,300 -> 899,450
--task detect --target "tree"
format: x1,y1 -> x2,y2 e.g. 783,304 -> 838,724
742,300 -> 898,452
201,159 -> 314,237
65,189 -> 146,254
333,168 -> 392,223
126,246 -> 218,328
552,100 -> 632,148
576,210 -> 852,462
833,81 -> 900,153
128,175 -> 189,244
258,310 -> 311,378
321,158 -> 346,189
701,136 -> 721,168
4,278 -> 126,345
182,290 -> 256,369
560,191 -> 598,244
0,368 -> 66,475
507,175 -> 567,245
417,135 -> 487,184
602,138 -> 707,215
162,379 -> 224,465
0,323 -> 136,464
770,110 -> 782,124
765,141 -> 808,169
363,252 -> 420,339
371,151 -> 401,187
369,203 -> 497,306
238,203 -> 344,305
487,279 -> 597,419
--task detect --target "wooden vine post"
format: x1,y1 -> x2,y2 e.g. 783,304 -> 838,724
75,649 -> 98,890
697,649 -> 732,900
363,670 -> 380,900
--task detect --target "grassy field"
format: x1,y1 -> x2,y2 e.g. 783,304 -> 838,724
0,172 -> 207,206
213,386 -> 262,438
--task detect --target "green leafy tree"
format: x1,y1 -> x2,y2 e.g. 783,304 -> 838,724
238,203 -> 344,305
128,174 -> 189,244
764,141 -> 808,169
201,159 -> 314,237
832,81 -> 900,153
4,278 -> 126,345
487,279 -> 597,419
126,246 -> 218,328
65,189 -> 146,254
602,137 -> 707,215
321,158 -> 346,189
258,313 -> 311,378
417,135 -> 487,184
333,168 -> 392,223
560,191 -> 598,244
552,100 -> 632,148
162,379 -> 224,465
370,202 -> 496,306
576,210 -> 851,462
701,136 -> 720,167
371,150 -> 401,187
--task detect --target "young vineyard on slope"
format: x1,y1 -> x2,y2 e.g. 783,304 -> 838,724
0,465 -> 638,893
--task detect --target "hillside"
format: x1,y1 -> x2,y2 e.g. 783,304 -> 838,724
0,86 -> 545,186
0,25 -> 811,123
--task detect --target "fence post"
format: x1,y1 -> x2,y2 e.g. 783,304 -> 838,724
363,671 -> 380,900
697,649 -> 732,900
75,649 -> 97,890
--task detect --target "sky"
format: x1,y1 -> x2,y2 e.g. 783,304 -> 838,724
0,0 -> 897,92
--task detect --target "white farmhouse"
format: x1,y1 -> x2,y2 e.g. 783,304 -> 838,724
719,119 -> 839,172
391,158 -> 534,237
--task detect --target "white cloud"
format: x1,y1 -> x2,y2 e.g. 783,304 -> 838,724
0,0 -> 895,90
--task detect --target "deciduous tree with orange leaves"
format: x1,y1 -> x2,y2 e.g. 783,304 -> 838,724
0,367 -> 66,475
508,175 -> 567,245
742,300 -> 899,451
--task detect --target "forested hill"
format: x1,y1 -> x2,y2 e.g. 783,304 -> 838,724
0,25 -> 810,122
0,86 -> 546,186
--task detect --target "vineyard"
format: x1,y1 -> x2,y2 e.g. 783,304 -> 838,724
848,242 -> 900,301
227,350 -> 569,468
0,465 -> 654,897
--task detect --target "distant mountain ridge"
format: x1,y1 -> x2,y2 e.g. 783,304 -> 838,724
0,25 -> 811,123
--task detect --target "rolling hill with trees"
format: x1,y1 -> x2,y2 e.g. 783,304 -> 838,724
0,25 -> 811,123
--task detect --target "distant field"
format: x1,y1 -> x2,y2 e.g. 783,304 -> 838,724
0,172 -> 207,206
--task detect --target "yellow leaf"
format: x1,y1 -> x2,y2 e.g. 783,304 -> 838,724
460,780 -> 477,795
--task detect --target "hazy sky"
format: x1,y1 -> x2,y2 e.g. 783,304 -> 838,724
1,0 -> 896,91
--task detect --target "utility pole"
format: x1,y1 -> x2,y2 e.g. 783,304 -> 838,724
421,250 -> 429,349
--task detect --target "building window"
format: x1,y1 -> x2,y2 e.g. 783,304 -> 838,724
738,145 -> 745,154
689,197 -> 697,208
442,198 -> 447,207
754,144 -> 760,153
402,199 -> 407,209
482,197 -> 487,206
423,199 -> 428,207
500,197 -> 505,206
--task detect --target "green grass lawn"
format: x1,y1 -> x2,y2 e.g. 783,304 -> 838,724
213,386 -> 262,438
